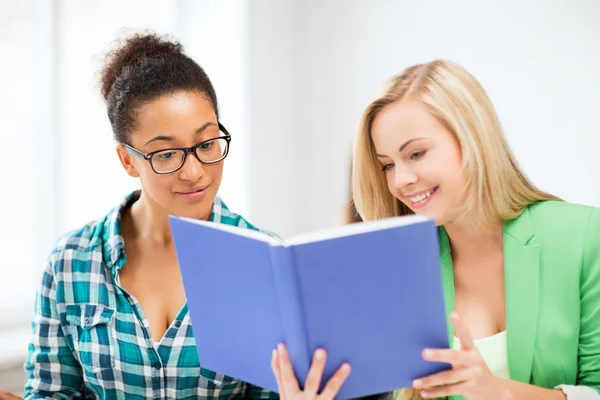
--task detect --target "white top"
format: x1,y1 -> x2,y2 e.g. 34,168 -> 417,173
453,331 -> 600,399
453,330 -> 510,379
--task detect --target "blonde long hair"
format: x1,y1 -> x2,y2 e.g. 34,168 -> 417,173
352,59 -> 559,230
352,60 -> 560,399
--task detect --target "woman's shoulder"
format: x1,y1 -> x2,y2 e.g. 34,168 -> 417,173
527,200 -> 599,231
48,193 -> 134,271
523,201 -> 599,255
44,221 -> 112,294
215,197 -> 280,238
528,200 -> 598,218
40,194 -> 136,310
51,218 -> 106,257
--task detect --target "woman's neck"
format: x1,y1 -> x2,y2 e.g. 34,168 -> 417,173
125,191 -> 174,247
444,218 -> 503,262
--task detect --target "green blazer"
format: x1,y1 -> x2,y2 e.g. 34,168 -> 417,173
439,201 -> 600,399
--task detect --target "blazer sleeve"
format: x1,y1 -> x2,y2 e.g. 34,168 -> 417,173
577,207 -> 600,393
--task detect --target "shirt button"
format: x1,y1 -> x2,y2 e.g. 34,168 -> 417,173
84,317 -> 91,325
175,321 -> 182,328
154,362 -> 162,370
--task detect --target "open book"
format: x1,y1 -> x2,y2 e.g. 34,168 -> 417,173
169,214 -> 450,399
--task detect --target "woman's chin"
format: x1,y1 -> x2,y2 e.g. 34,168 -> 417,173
410,209 -> 444,226
169,204 -> 212,221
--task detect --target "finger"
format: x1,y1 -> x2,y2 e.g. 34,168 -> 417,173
0,393 -> 22,400
277,343 -> 301,394
451,312 -> 475,351
304,348 -> 327,395
422,348 -> 473,367
317,362 -> 351,400
413,366 -> 479,389
271,349 -> 285,396
420,380 -> 470,398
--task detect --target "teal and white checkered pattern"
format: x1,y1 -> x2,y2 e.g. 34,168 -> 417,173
24,191 -> 279,400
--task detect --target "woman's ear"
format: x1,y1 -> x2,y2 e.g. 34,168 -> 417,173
116,145 -> 141,178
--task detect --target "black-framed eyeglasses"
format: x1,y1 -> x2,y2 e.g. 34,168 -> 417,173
124,122 -> 231,174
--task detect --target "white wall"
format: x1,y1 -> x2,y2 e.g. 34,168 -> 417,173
0,0 -> 36,329
245,0 -> 303,237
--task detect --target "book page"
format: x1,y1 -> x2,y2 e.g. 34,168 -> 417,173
284,214 -> 429,246
171,216 -> 281,245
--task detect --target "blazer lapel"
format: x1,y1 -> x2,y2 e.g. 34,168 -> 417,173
438,227 -> 464,400
504,208 -> 540,384
438,210 -> 540,385
438,227 -> 456,344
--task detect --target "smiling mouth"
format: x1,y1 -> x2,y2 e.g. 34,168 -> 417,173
406,186 -> 438,208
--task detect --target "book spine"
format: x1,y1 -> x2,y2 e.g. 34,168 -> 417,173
270,245 -> 311,387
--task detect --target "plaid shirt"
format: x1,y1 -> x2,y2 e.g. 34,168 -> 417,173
24,191 -> 280,400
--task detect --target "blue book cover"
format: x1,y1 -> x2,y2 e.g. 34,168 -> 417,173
169,215 -> 450,399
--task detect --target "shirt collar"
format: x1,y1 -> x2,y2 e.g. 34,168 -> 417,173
101,190 -> 230,270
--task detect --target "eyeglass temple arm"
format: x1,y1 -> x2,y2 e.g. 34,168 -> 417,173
218,122 -> 231,137
124,144 -> 148,159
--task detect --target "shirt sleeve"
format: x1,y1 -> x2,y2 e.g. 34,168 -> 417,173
555,384 -> 600,399
576,208 -> 600,393
244,382 -> 280,399
23,260 -> 83,399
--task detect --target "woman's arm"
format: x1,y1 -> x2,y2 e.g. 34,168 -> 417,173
0,392 -> 23,400
482,207 -> 600,400
574,208 -> 600,393
23,261 -> 83,399
502,380 -> 565,399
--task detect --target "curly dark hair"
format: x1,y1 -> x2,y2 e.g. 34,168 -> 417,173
100,32 -> 219,143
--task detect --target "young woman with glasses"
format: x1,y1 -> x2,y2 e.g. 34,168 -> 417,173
11,32 -> 347,400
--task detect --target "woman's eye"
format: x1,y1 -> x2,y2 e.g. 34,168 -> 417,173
199,142 -> 213,150
410,150 -> 426,160
381,163 -> 394,172
157,152 -> 176,159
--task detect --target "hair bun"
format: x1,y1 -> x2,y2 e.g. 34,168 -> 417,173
100,32 -> 184,101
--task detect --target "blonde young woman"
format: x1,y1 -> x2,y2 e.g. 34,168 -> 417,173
270,60 -> 599,400
351,61 -> 600,399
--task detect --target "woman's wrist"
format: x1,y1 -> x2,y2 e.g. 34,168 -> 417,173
499,379 -> 515,400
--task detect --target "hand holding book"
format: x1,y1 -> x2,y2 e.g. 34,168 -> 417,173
271,344 -> 351,400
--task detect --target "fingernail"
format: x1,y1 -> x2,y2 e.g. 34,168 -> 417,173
412,379 -> 422,388
277,343 -> 285,352
342,363 -> 351,373
423,350 -> 432,358
421,391 -> 430,398
272,349 -> 277,359
315,349 -> 324,360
